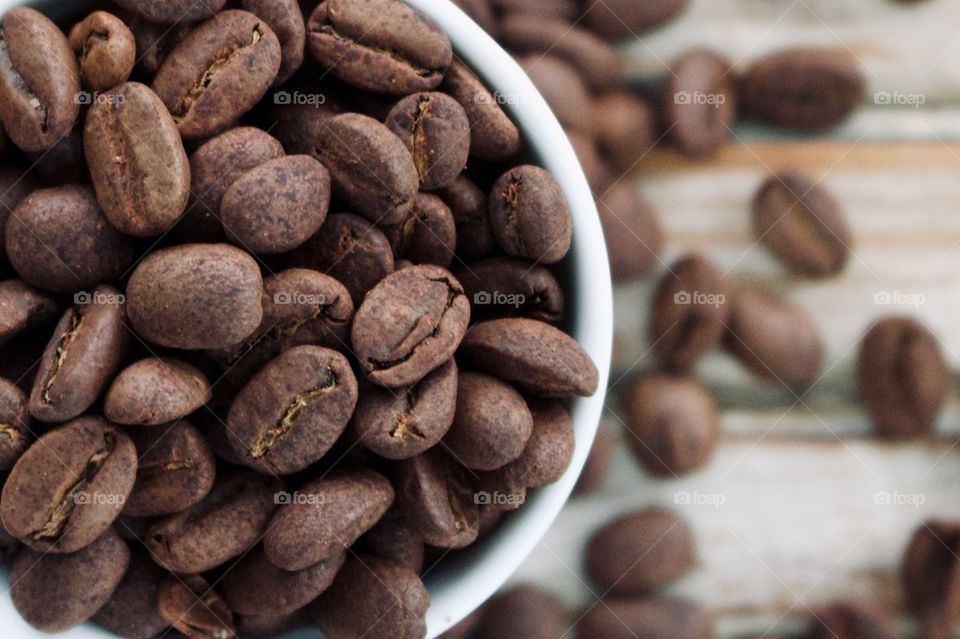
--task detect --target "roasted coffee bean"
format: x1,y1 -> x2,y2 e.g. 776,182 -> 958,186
7,185 -> 134,294
104,358 -> 212,426
2,417 -> 137,553
152,10 -> 282,139
127,16 -> 193,78
10,529 -> 130,632
451,0 -> 499,35
444,371 -> 533,471
490,165 -> 572,264
439,175 -> 496,261
650,254 -> 730,372
29,284 -> 130,423
625,373 -> 720,476
264,469 -> 394,570
494,0 -> 578,19
311,112 -> 419,225
84,82 -> 190,237
725,287 -> 823,388
124,421 -> 216,517
241,0 -> 305,85
92,546 -> 169,639
594,91 -> 659,169
574,420 -> 614,495
221,154 -> 330,254
307,0 -> 453,95
666,49 -> 735,158
158,574 -> 234,639
353,265 -> 470,388
395,447 -> 480,548
501,399 -> 574,489
68,11 -> 136,92
266,87 -> 348,155
226,345 -> 359,475
583,0 -> 690,38
597,183 -> 664,281
0,378 -> 31,470
0,167 -> 41,263
586,507 -> 695,595
499,14 -> 621,91
386,92 -> 471,190
127,243 -> 264,350
223,548 -> 345,616
235,610 -> 309,638
462,318 -> 599,396
474,585 -> 567,639
741,47 -> 866,130
456,256 -> 564,322
902,520 -> 960,638
753,172 -> 852,278
567,130 -> 615,194
0,279 -> 58,348
145,471 -> 279,573
181,126 -> 286,243
858,317 -> 948,438
804,601 -> 900,639
353,359 -> 458,460
383,193 -> 457,267
361,507 -> 425,572
518,55 -> 594,134
113,0 -> 227,23
0,8 -> 80,153
288,212 -> 395,306
576,598 -> 714,639
441,60 -> 521,161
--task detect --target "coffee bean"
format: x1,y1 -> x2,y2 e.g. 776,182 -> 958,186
152,10 -> 282,138
903,520 -> 960,638
92,546 -> 169,639
666,49 -> 735,158
583,0 -> 690,39
7,185 -> 134,294
68,11 -> 135,92
24,129 -> 88,186
0,378 -> 31,470
113,0 -> 227,23
223,548 -> 345,616
383,193 -> 458,268
157,574 -> 234,639
29,284 -> 130,423
753,172 -> 852,278
594,91 -> 659,168
474,585 -> 568,639
127,243 -> 264,350
264,469 -> 394,570
502,399 -> 575,489
518,55 -> 594,134
0,167 -> 41,264
266,88 -> 347,156
235,610 -> 309,638
444,371 -> 533,471
386,92 -> 471,190
597,183 -> 664,281
489,165 -> 573,264
858,317 -> 948,438
576,598 -> 714,639
104,358 -> 212,426
0,8 -> 80,153
625,373 -> 720,476
226,345 -> 359,475
126,15 -> 193,79
725,287 -> 823,388
574,420 -> 614,495
353,358 -> 458,460
241,0 -> 305,85
124,421 -> 216,517
441,60 -> 521,161
462,318 -> 599,396
181,126 -> 286,243
360,507 -> 425,572
451,0 -> 499,36
311,112 -> 419,225
10,529 -> 130,632
456,256 -> 564,322
395,447 -> 480,548
568,130 -> 615,195
310,555 -> 429,639
221,154 -> 330,254
288,212 -> 395,306
741,47 -> 865,130
438,175 -> 496,261
0,279 -> 59,348
146,471 -> 279,573
2,416 -> 137,552
804,601 -> 900,639
352,265 -> 470,388
307,0 -> 453,95
586,507 -> 695,595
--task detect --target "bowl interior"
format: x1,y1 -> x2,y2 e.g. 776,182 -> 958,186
0,1 -> 613,637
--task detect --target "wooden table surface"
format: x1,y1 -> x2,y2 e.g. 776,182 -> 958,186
508,1 -> 960,637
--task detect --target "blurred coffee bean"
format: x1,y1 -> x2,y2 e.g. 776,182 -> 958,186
903,520 -> 960,639
582,0 -> 691,39
804,601 -> 901,639
518,56 -> 594,135
597,184 -> 664,281
474,585 -> 568,639
576,598 -> 713,639
574,421 -> 614,495
665,49 -> 735,158
594,91 -> 659,168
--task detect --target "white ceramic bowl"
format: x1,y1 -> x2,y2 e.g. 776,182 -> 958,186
0,1 -> 613,637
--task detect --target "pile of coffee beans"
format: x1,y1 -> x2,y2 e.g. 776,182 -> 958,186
0,0 -> 603,637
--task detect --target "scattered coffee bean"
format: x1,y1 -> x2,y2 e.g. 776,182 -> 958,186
576,598 -> 714,639
104,358 -> 211,426
223,548 -> 345,616
157,574 -> 234,639
0,279 -> 58,348
568,130 -> 615,194
597,183 -> 664,281
494,0 -> 579,20
583,0 -> 691,39
474,585 -> 568,639
68,11 -> 135,92
0,378 -> 31,470
386,92 -> 471,190
666,49 -> 735,158
594,91 -> 659,169
902,520 -> 960,638
489,165 -> 573,264
574,420 -> 614,495
518,55 -> 594,135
